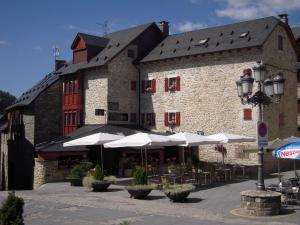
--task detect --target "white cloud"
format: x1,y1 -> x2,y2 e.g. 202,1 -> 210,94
174,21 -> 206,33
215,0 -> 300,20
0,40 -> 8,46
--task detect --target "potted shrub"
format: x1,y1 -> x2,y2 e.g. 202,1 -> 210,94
126,167 -> 155,199
66,165 -> 86,186
0,192 -> 24,225
91,165 -> 112,192
163,184 -> 195,202
83,165 -> 116,192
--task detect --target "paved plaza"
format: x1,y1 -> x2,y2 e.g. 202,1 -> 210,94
0,171 -> 299,225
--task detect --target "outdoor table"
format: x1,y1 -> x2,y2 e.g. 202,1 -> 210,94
233,165 -> 246,177
197,171 -> 211,185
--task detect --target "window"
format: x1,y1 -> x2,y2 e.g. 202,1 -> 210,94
278,35 -> 283,50
108,102 -> 119,111
142,79 -> 156,93
164,112 -> 180,126
131,81 -> 137,91
165,76 -> 180,92
67,113 -> 71,125
95,109 -> 105,116
128,49 -> 135,58
243,108 -> 252,121
141,113 -> 155,126
108,113 -> 128,122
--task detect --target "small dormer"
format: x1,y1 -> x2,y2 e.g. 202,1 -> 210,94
71,33 -> 109,64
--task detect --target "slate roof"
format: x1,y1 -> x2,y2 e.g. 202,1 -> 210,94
71,33 -> 109,49
58,23 -> 157,76
35,124 -> 164,153
141,17 -> 280,63
292,27 -> 300,40
6,71 -> 60,110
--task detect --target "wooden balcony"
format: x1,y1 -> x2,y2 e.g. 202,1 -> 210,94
63,93 -> 82,110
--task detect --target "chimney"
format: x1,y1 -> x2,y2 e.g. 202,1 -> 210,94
278,14 -> 289,25
158,21 -> 169,37
55,59 -> 67,71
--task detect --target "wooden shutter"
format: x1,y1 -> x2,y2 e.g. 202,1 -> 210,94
176,76 -> 180,91
165,78 -> 169,92
152,113 -> 156,126
151,79 -> 156,93
176,112 -> 180,126
243,108 -> 252,120
164,112 -> 169,126
141,80 -> 145,93
141,113 -> 145,125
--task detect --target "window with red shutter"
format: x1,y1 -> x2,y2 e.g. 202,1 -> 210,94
176,76 -> 180,91
278,35 -> 283,50
165,78 -> 169,92
243,108 -> 252,120
131,81 -> 137,91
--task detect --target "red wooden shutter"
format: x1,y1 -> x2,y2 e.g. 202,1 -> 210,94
176,112 -> 180,126
176,76 -> 180,91
164,112 -> 169,126
130,113 -> 136,123
141,113 -> 145,125
151,79 -> 156,93
243,108 -> 252,120
165,78 -> 169,92
141,80 -> 145,93
151,113 -> 156,126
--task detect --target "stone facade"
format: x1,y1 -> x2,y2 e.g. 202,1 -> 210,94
140,23 -> 297,167
84,45 -> 139,125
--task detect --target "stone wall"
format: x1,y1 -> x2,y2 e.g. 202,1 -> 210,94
84,45 -> 139,125
34,158 -> 71,189
34,79 -> 62,144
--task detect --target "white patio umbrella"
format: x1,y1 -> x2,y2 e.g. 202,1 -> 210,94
169,132 -> 220,164
104,133 -> 185,174
206,132 -> 256,164
63,132 -> 124,170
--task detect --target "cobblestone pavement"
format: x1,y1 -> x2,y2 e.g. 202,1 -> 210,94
0,171 -> 299,225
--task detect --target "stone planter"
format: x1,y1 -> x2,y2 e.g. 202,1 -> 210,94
240,190 -> 281,216
164,190 -> 191,202
67,178 -> 83,187
126,186 -> 153,199
91,181 -> 111,192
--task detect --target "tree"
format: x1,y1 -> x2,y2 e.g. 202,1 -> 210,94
0,91 -> 16,114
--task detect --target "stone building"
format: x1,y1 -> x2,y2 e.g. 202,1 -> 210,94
1,15 -> 299,189
0,69 -> 63,189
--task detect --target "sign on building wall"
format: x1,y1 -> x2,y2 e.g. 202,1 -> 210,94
257,121 -> 268,148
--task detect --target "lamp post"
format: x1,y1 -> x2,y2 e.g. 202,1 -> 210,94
235,62 -> 285,191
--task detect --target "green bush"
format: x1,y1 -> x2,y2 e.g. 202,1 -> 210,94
132,166 -> 147,185
0,192 -> 24,225
68,165 -> 86,179
163,183 -> 195,194
82,161 -> 93,172
94,164 -> 104,181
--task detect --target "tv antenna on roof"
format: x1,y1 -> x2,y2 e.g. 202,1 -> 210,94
53,46 -> 60,60
97,20 -> 109,35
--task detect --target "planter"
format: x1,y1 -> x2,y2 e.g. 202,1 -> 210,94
67,178 -> 83,186
91,181 -> 111,192
124,169 -> 133,177
164,190 -> 191,202
126,185 -> 154,199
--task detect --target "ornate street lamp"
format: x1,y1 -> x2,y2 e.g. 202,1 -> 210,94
235,61 -> 285,191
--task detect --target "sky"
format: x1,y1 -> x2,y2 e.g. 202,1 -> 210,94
1,0 -> 300,97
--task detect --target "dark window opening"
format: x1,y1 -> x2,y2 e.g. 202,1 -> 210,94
108,113 -> 128,122
95,109 -> 105,116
